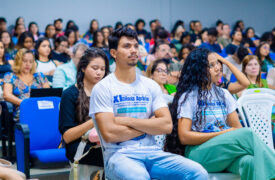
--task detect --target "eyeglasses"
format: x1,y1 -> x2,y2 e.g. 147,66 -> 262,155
155,68 -> 168,74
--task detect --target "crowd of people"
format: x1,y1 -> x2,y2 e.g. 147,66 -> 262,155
0,16 -> 275,180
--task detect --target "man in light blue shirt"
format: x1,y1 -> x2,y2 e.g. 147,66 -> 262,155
52,43 -> 88,89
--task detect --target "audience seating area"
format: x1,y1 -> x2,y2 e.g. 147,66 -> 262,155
0,15 -> 274,179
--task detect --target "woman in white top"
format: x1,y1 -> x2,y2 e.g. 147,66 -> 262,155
35,37 -> 60,82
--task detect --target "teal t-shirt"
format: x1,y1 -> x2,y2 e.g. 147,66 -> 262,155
261,58 -> 275,73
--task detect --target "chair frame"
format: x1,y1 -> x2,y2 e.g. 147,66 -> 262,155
237,93 -> 275,149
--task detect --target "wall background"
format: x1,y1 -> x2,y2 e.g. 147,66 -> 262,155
1,0 -> 274,36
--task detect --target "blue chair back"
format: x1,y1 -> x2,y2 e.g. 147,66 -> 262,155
218,48 -> 228,58
230,73 -> 237,83
249,47 -> 256,54
270,52 -> 275,61
19,97 -> 61,151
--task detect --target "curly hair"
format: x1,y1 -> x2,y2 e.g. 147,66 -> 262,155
164,48 -> 226,156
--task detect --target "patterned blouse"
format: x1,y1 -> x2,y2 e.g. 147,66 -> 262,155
3,72 -> 48,120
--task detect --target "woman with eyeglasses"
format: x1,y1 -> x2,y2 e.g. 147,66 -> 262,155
255,42 -> 275,73
146,59 -> 177,147
146,59 -> 176,103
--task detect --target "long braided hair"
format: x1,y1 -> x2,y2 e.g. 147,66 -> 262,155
164,48 -> 226,156
75,47 -> 109,124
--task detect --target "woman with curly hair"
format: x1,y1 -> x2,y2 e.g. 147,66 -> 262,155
164,48 -> 275,180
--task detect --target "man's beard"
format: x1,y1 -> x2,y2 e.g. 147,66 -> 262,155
127,62 -> 137,67
56,27 -> 62,31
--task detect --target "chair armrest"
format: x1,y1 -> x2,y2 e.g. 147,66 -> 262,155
15,123 -> 30,178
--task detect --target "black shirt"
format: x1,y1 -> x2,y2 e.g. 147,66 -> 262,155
59,85 -> 103,166
52,51 -> 71,63
0,63 -> 12,79
225,44 -> 238,55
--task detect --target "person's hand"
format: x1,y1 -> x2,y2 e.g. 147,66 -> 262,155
215,53 -> 227,64
0,167 -> 25,180
227,127 -> 239,132
64,48 -> 73,57
47,69 -> 55,76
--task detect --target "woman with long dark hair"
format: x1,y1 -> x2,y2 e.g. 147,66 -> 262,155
28,22 -> 41,41
91,30 -> 106,48
84,19 -> 99,45
44,24 -> 56,48
0,40 -> 12,82
16,31 -> 35,51
255,41 -> 274,73
59,47 -> 109,166
164,48 -> 275,180
0,31 -> 16,60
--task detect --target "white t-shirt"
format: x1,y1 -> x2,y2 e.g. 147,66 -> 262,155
89,73 -> 167,161
223,55 -> 242,80
177,86 -> 237,132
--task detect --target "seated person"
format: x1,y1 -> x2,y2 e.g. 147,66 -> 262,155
3,48 -> 49,121
243,27 -> 259,47
145,40 -> 175,67
146,59 -> 176,103
0,40 -> 12,82
0,166 -> 25,180
90,27 -> 208,180
165,48 -> 275,180
59,47 -> 109,168
217,24 -> 232,48
0,41 -> 12,103
224,46 -> 249,80
255,42 -> 275,73
267,68 -> 275,87
146,59 -> 176,147
52,43 -> 88,90
51,36 -> 72,63
15,31 -> 35,51
35,37 -> 61,83
0,31 -> 17,60
169,44 -> 195,84
237,55 -> 275,97
225,30 -> 242,55
199,27 -> 222,53
215,55 -> 250,94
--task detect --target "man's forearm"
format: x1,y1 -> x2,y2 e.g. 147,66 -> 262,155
100,121 -> 144,143
115,116 -> 172,135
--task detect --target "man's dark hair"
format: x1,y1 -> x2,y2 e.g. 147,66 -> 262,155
0,17 -> 7,23
149,20 -> 156,27
153,26 -> 168,40
135,19 -> 146,29
108,27 -> 138,50
216,20 -> 223,27
54,18 -> 63,25
54,36 -> 68,50
208,27 -> 218,37
151,40 -> 169,54
69,25 -> 79,32
236,46 -> 249,62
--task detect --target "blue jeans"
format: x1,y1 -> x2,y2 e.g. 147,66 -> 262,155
106,148 -> 208,180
